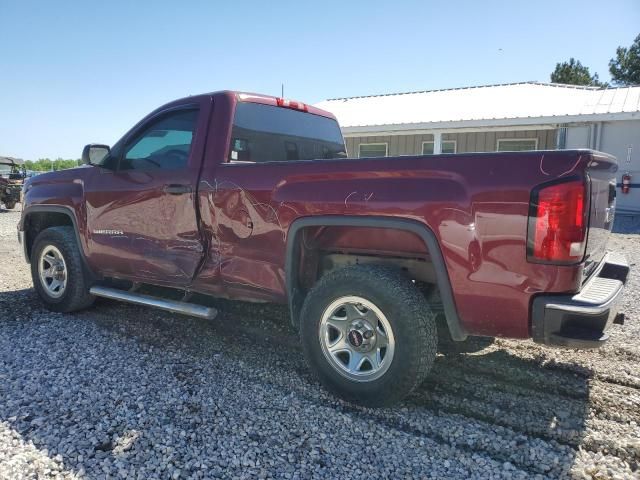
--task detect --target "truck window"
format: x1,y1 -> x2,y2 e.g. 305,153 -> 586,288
121,109 -> 199,170
229,102 -> 346,163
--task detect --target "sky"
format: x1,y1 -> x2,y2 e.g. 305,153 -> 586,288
1,0 -> 639,160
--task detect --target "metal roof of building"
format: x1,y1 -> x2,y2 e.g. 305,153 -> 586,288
315,82 -> 640,133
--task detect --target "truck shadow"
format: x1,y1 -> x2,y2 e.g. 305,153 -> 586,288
0,289 -> 594,478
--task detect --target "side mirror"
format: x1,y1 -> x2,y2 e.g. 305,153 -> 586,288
82,144 -> 110,165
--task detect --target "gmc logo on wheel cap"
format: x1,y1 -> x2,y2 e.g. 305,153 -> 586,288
348,330 -> 363,347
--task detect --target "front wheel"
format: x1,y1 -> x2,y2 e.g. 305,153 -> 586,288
300,265 -> 437,407
30,226 -> 95,313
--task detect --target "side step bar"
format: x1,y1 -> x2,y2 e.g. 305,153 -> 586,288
89,286 -> 218,320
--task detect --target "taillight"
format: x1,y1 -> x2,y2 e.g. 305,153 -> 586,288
276,98 -> 308,111
527,178 -> 588,264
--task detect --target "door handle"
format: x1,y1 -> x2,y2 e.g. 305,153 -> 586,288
163,184 -> 192,195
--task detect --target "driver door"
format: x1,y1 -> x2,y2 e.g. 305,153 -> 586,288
84,99 -> 211,286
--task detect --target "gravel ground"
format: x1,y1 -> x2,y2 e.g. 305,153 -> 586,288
0,207 -> 639,480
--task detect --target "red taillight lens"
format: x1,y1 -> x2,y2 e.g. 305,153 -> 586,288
528,179 -> 588,263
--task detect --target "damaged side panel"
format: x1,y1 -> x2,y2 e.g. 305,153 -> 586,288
194,150 -> 594,339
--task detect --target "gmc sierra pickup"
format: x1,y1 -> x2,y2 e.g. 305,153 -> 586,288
18,91 -> 629,406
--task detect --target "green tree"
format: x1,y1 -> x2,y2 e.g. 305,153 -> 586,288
609,34 -> 640,86
550,58 -> 606,87
24,158 -> 81,172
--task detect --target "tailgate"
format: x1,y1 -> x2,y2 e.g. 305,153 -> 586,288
584,152 -> 618,277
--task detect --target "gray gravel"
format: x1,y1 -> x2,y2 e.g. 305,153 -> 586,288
0,206 -> 639,479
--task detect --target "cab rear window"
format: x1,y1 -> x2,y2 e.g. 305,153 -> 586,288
229,102 -> 346,163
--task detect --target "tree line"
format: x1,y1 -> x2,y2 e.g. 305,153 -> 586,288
24,158 -> 82,172
551,34 -> 640,86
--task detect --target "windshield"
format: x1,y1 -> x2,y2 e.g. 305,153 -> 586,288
0,164 -> 18,178
229,102 -> 346,163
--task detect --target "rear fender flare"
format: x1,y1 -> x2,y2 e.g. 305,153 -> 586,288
285,216 -> 467,341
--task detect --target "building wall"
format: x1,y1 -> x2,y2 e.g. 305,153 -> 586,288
443,129 -> 557,153
345,129 -> 557,157
345,134 -> 434,157
564,120 -> 640,213
599,121 -> 640,214
565,125 -> 591,149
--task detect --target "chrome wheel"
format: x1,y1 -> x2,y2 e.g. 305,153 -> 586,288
38,245 -> 67,299
319,296 -> 395,382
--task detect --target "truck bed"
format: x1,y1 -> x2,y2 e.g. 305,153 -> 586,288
195,149 -> 615,339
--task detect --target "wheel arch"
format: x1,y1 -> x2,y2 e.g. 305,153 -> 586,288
285,216 -> 467,341
21,205 -> 94,277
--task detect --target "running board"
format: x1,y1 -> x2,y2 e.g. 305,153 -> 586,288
89,286 -> 218,320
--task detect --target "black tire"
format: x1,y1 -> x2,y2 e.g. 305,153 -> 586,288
4,200 -> 16,210
299,265 -> 437,407
30,226 -> 95,313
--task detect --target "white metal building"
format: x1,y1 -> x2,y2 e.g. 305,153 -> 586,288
315,82 -> 640,214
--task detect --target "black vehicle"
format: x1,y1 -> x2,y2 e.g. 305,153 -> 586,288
0,157 -> 26,209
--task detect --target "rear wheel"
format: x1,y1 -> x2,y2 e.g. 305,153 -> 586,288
4,200 -> 16,209
30,226 -> 95,312
300,265 -> 437,407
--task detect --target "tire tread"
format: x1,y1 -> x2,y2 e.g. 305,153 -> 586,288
300,264 -> 437,407
31,226 -> 94,313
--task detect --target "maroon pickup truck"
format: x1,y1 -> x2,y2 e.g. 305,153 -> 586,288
18,91 -> 629,406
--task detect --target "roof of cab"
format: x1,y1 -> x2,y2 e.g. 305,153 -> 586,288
160,90 -> 337,120
231,91 -> 337,119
